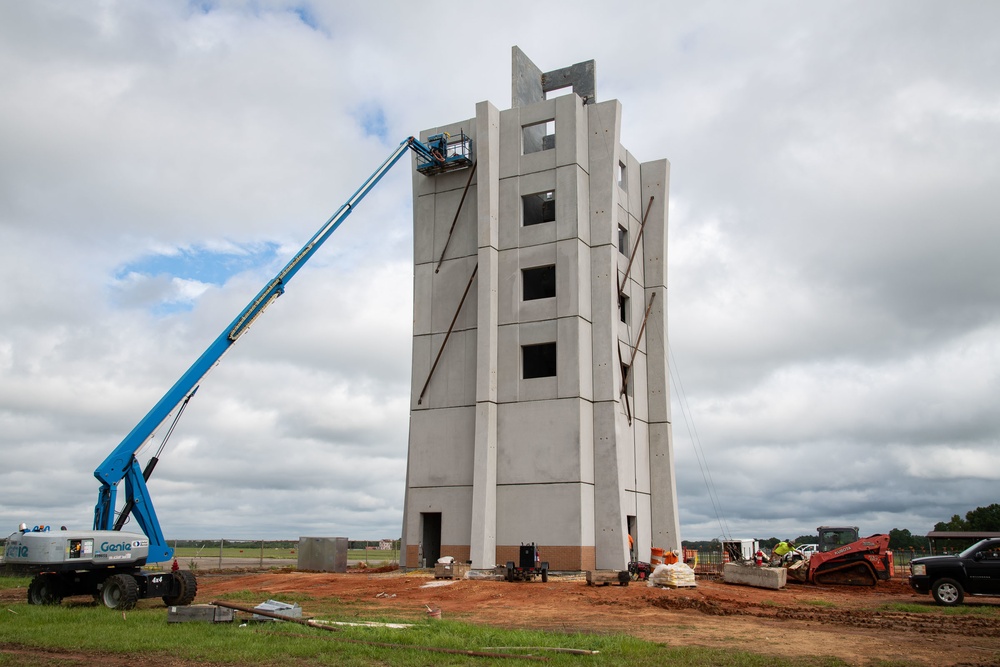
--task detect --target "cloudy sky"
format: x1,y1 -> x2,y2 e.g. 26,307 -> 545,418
1,1 -> 997,544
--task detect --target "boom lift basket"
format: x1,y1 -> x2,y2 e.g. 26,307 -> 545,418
415,131 -> 474,175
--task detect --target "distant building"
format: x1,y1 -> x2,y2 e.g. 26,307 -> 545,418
401,47 -> 681,571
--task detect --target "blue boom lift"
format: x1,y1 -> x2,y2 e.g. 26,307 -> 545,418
5,133 -> 473,609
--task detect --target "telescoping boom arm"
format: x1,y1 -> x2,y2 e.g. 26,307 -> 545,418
93,134 -> 472,563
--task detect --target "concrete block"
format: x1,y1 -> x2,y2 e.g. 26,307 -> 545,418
586,569 -> 630,586
297,537 -> 348,573
167,604 -> 235,623
723,563 -> 787,590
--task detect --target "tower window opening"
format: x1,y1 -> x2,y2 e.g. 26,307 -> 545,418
621,362 -> 632,396
523,342 -> 557,379
522,119 -> 555,155
619,293 -> 629,323
618,224 -> 629,255
523,265 -> 556,301
545,85 -> 574,100
618,160 -> 627,190
523,190 -> 556,226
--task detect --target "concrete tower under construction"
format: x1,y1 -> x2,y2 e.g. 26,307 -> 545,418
401,47 -> 680,571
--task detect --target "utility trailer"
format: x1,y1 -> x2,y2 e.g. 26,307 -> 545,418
505,543 -> 549,582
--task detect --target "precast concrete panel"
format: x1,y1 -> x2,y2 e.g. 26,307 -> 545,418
592,400 -> 627,568
554,93 -> 585,169
498,108 -> 521,180
410,329 -> 476,409
624,149 -> 642,218
497,177 -> 519,251
640,160 -> 669,288
496,482 -> 587,546
649,421 -> 681,551
430,186 -> 479,263
475,246 -> 499,404
555,238 -> 584,320
404,486 -> 474,550
586,100 -> 622,245
414,194 -> 438,266
496,319 -> 558,403
622,418 -> 651,495
429,255 -> 479,334
570,237 -> 593,323
497,248 -> 520,327
411,265 -> 433,338
407,406 -> 476,487
496,399 -> 588,485
556,165 -> 588,243
470,400 -> 498,568
556,317 -> 585,399
590,244 -> 620,402
475,101 -> 500,250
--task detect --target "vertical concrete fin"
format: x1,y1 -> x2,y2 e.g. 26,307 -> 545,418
512,46 -> 544,108
470,100 -> 501,568
640,158 -> 680,551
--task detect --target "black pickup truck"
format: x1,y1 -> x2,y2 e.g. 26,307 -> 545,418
909,538 -> 1000,605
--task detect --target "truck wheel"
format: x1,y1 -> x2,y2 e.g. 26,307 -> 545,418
541,568 -> 548,583
505,561 -> 515,582
101,574 -> 139,610
27,574 -> 63,605
931,578 -> 964,606
162,570 -> 198,606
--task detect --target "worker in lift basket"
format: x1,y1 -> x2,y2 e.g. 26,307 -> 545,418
771,539 -> 796,565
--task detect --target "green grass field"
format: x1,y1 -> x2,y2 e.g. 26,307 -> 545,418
170,546 -> 398,565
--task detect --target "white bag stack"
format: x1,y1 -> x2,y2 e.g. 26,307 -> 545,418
648,561 -> 697,588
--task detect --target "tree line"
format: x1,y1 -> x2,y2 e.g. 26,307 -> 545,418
681,503 -> 1000,552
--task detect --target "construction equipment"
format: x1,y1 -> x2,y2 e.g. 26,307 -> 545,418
785,526 -> 894,586
505,543 -> 549,582
4,133 -> 474,609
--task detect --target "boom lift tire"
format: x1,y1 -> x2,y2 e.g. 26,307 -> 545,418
27,574 -> 63,606
931,578 -> 964,606
162,570 -> 198,606
101,574 -> 139,610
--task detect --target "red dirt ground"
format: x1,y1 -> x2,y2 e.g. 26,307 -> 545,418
192,569 -> 1000,666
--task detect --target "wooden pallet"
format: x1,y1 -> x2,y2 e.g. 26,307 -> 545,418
586,570 -> 630,586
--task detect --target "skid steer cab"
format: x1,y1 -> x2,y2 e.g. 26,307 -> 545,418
5,526 -> 196,610
505,543 -> 549,582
